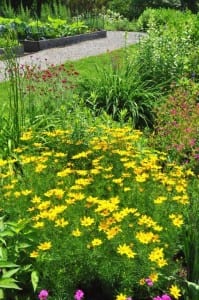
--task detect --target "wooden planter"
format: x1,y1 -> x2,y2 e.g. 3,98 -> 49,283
22,30 -> 107,53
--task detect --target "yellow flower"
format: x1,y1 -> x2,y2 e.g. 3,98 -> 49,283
31,195 -> 41,203
37,241 -> 52,251
149,272 -> 159,282
33,221 -> 44,228
136,231 -> 159,244
105,226 -> 121,239
55,218 -> 69,227
13,191 -> 21,198
169,214 -> 184,227
154,196 -> 167,204
57,167 -> 73,177
30,250 -> 39,258
80,216 -> 94,227
91,238 -> 102,247
20,130 -> 32,141
72,150 -> 92,159
21,189 -> 32,196
139,278 -> 145,285
35,163 -> 47,173
117,243 -> 136,258
72,229 -> 82,237
44,188 -> 65,199
116,293 -> 127,300
169,284 -> 181,299
149,247 -> 167,267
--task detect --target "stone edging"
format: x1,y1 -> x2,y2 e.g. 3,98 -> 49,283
22,30 -> 107,52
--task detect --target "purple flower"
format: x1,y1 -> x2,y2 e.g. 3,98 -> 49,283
38,289 -> 48,300
74,289 -> 84,300
145,278 -> 153,286
127,297 -> 132,300
153,295 -> 172,300
162,295 -> 172,300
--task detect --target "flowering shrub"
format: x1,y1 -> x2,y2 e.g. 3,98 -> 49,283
0,124 -> 193,299
151,79 -> 199,173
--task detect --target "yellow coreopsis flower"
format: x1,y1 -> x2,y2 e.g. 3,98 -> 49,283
169,214 -> 184,227
33,221 -> 44,228
35,163 -> 47,173
30,250 -> 39,258
91,238 -> 102,247
116,293 -> 127,300
37,241 -> 52,251
149,272 -> 159,282
169,284 -> 181,299
55,218 -> 69,227
20,130 -> 32,141
117,243 -> 136,258
80,216 -> 94,227
72,229 -> 82,237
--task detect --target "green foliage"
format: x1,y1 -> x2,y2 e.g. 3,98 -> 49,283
183,178 -> 199,300
0,16 -> 90,41
0,0 -> 15,18
0,216 -> 33,299
4,51 -> 24,151
107,0 -> 132,19
77,48 -> 161,129
17,1 -> 31,22
134,24 -> 195,88
99,9 -> 136,31
136,7 -> 196,31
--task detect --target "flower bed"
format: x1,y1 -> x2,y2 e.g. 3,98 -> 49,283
22,30 -> 107,52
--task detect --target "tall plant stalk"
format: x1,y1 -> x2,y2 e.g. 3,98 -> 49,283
4,48 -> 24,150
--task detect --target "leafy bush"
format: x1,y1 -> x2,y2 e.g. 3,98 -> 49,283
136,8 -> 192,31
150,79 -> 199,173
77,49 -> 161,129
99,9 -> 136,31
134,23 -> 196,87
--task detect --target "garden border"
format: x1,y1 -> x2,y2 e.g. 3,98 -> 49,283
22,30 -> 107,52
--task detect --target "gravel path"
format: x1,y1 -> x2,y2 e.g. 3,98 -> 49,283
0,31 -> 145,81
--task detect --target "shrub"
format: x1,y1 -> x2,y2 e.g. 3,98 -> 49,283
136,8 -> 191,31
150,78 -> 199,173
134,23 -> 195,88
77,49 -> 161,129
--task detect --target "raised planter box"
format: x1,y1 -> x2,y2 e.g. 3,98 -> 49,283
0,44 -> 24,56
22,30 -> 107,53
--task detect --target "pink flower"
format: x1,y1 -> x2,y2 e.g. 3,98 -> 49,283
74,289 -> 84,300
145,278 -> 153,286
38,289 -> 48,300
162,295 -> 172,300
153,295 -> 172,300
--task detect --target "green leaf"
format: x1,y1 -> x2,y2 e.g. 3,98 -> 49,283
186,280 -> 199,291
31,270 -> 39,292
0,261 -> 19,268
0,288 -> 4,299
2,268 -> 19,278
0,278 -> 21,290
0,247 -> 7,260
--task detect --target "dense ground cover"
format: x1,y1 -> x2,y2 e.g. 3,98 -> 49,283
0,6 -> 198,300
